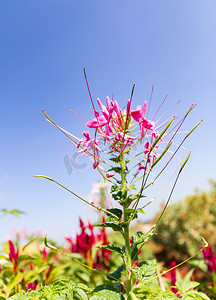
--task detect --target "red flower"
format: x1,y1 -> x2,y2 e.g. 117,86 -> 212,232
8,240 -> 19,272
65,218 -> 110,269
203,244 -> 216,273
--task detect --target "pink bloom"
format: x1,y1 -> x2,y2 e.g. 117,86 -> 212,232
87,115 -> 108,128
144,141 -> 159,164
152,131 -> 159,139
135,163 -> 147,175
106,172 -> 115,178
131,102 -> 147,123
131,102 -> 155,136
97,97 -> 114,122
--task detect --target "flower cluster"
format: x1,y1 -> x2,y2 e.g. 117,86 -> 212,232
76,96 -> 166,178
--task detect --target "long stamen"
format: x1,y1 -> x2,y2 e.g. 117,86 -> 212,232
152,95 -> 168,121
155,100 -> 181,125
68,108 -> 87,123
146,84 -> 154,119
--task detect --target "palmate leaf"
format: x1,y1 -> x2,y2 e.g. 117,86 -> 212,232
8,281 -> 91,300
135,284 -> 179,300
175,269 -> 199,293
135,260 -> 157,284
90,289 -> 123,300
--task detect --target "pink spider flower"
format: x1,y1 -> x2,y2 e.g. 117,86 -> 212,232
131,101 -> 155,137
144,141 -> 159,165
135,163 -> 147,175
87,115 -> 108,129
53,76 -> 193,179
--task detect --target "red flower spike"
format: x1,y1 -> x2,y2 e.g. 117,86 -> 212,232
8,240 -> 19,272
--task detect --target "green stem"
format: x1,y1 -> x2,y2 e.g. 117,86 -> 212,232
124,211 -> 132,295
120,151 -> 132,295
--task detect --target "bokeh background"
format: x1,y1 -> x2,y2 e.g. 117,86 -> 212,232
1,1 -> 215,242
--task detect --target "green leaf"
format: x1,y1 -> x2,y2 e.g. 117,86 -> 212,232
6,272 -> 24,298
124,208 -> 138,220
175,269 -> 199,293
17,254 -> 32,264
182,291 -> 211,300
188,259 -> 208,273
94,222 -> 122,231
93,284 -> 117,293
109,156 -> 120,164
129,184 -> 137,191
74,287 -> 88,300
131,231 -> 153,246
181,291 -> 210,300
111,184 -> 120,193
98,244 -> 124,257
112,191 -> 123,201
107,265 -> 124,281
135,260 -> 157,284
105,208 -> 123,222
105,208 -> 123,219
108,167 -> 122,175
90,289 -> 122,300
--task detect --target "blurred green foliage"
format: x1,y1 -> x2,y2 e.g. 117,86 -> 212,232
152,181 -> 216,259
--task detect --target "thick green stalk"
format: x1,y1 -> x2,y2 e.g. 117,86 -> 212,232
120,150 -> 132,295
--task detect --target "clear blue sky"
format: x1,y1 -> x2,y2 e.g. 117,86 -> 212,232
1,1 -> 216,242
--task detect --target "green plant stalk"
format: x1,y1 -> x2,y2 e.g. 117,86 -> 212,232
120,150 -> 132,295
